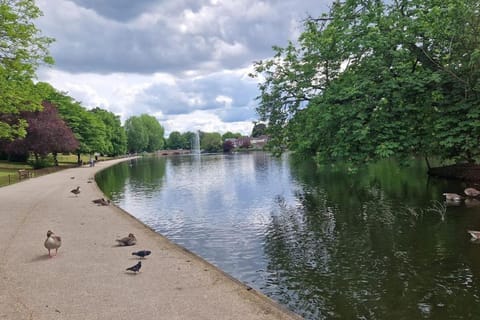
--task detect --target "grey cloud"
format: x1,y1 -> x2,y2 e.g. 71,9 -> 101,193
37,0 -> 331,75
137,71 -> 258,122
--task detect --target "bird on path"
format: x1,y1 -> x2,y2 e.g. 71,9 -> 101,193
126,261 -> 142,273
44,230 -> 62,257
467,230 -> 480,240
116,233 -> 136,246
443,193 -> 463,202
465,187 -> 480,197
92,198 -> 104,204
70,186 -> 80,197
132,250 -> 151,259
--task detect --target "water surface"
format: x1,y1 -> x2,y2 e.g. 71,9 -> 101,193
96,153 -> 480,319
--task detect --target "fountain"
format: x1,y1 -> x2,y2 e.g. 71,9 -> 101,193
192,131 -> 201,155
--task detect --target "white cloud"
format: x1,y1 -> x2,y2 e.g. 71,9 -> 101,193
35,0 -> 331,137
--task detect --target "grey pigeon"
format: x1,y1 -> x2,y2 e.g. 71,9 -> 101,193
70,186 -> 80,196
132,250 -> 151,259
126,261 -> 142,273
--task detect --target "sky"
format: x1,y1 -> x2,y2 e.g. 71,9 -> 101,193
35,0 -> 331,136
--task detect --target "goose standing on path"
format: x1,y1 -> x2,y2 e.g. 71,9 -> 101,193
44,230 -> 62,257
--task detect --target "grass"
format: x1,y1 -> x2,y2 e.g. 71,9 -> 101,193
0,153 -> 113,187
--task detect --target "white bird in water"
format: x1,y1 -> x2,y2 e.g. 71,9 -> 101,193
443,193 -> 463,201
467,230 -> 480,240
464,187 -> 480,197
44,230 -> 62,257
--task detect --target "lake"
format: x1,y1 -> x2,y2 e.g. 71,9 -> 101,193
96,152 -> 480,319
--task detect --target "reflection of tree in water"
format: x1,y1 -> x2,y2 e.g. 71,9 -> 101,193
263,159 -> 480,319
96,157 -> 167,200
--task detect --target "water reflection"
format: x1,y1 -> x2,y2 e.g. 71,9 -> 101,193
97,153 -> 480,319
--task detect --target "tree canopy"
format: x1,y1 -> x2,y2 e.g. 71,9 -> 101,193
125,114 -> 165,153
0,0 -> 54,140
251,0 -> 480,164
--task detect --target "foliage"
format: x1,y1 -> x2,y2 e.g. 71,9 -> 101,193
125,114 -> 164,153
251,0 -> 480,164
90,107 -> 127,156
36,82 -> 110,159
0,0 -> 54,140
223,140 -> 235,152
1,102 -> 78,166
166,131 -> 184,149
222,131 -> 242,140
139,114 -> 164,152
251,122 -> 267,138
200,132 -> 222,153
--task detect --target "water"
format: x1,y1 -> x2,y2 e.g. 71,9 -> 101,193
96,153 -> 480,319
192,131 -> 200,155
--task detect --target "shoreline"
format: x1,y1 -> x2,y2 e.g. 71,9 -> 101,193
0,157 -> 301,320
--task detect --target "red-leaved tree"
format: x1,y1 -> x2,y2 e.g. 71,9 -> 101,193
4,102 -> 79,166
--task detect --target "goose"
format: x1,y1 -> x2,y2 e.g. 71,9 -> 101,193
70,186 -> 80,197
44,230 -> 62,257
443,193 -> 463,201
467,230 -> 480,240
464,187 -> 480,197
116,233 -> 136,246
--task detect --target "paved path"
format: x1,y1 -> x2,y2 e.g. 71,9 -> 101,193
0,158 -> 301,320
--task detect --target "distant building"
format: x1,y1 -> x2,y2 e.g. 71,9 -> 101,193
250,135 -> 269,148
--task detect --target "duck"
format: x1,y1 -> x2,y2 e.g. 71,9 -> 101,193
92,198 -> 104,204
70,186 -> 80,197
116,233 -> 136,246
467,230 -> 480,240
44,230 -> 62,257
464,187 -> 480,197
443,193 -> 463,202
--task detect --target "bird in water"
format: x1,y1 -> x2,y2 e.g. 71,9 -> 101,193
44,230 -> 62,257
126,261 -> 142,273
467,230 -> 480,240
70,186 -> 80,197
464,187 -> 480,197
443,193 -> 463,202
132,250 -> 151,259
116,233 -> 136,246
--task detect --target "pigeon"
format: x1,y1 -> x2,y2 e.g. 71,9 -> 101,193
70,186 -> 80,197
126,261 -> 142,273
132,250 -> 151,259
465,187 -> 480,197
44,230 -> 62,257
116,233 -> 136,246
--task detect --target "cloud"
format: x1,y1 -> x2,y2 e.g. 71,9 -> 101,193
35,0 -> 331,135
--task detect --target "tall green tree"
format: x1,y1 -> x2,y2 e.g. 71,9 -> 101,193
0,0 -> 54,140
125,116 -> 147,153
200,132 -> 222,153
90,107 -> 127,156
251,0 -> 480,165
167,131 -> 184,149
139,114 -> 164,152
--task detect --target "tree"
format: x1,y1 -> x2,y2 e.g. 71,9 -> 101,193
36,83 -> 108,162
139,114 -> 164,152
251,122 -> 267,138
200,132 -> 222,153
223,140 -> 235,153
0,0 -> 54,140
251,0 -> 480,165
125,116 -> 148,153
90,107 -> 127,156
2,102 -> 78,167
167,131 -> 184,149
222,131 -> 242,140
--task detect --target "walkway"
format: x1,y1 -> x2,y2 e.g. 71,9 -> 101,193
0,158 -> 301,320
